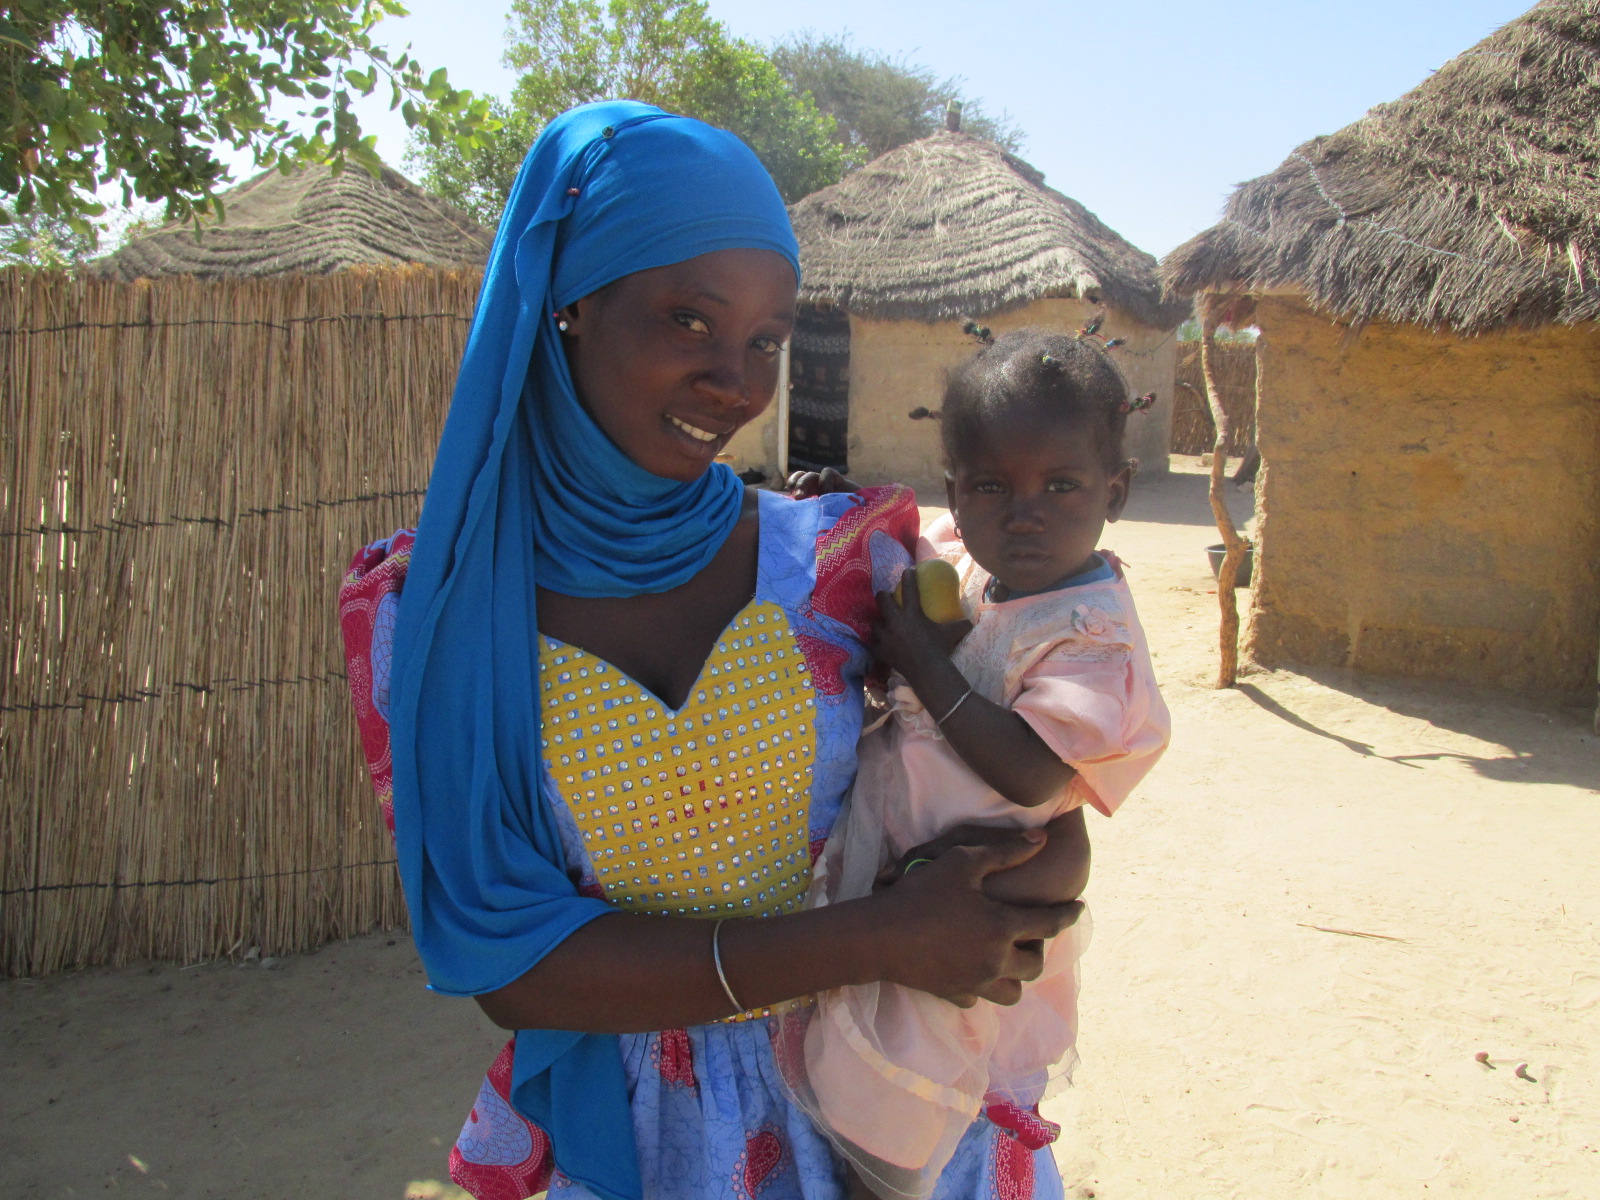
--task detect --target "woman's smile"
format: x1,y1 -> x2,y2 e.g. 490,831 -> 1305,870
666,412 -> 732,451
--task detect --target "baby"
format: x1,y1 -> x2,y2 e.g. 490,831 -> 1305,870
787,325 -> 1172,1198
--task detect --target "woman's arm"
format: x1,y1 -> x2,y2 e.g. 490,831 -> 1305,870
475,833 -> 1082,1033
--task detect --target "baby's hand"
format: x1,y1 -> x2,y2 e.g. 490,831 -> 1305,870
872,569 -> 971,684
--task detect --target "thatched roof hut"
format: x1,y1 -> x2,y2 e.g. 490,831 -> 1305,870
786,128 -> 1185,487
92,163 -> 493,280
793,130 -> 1186,329
1164,0 -> 1600,333
1161,0 -> 1600,704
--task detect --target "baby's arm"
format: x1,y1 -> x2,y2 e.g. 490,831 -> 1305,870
875,572 -> 1075,810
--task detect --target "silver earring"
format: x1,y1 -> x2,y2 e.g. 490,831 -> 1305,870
556,318 -> 570,332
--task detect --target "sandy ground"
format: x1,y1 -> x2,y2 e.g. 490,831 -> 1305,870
4,459 -> 1597,1199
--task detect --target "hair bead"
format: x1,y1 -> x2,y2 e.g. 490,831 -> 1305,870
961,318 -> 994,346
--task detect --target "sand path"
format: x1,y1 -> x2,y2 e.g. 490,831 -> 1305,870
4,461 -> 1596,1198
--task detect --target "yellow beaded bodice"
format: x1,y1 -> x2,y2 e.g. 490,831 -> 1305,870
537,600 -> 818,921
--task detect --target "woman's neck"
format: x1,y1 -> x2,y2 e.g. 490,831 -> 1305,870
535,488 -> 761,710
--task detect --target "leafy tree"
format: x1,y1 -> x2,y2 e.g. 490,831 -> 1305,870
406,97 -> 538,227
3,0 -> 496,241
0,204 -> 95,268
407,0 -> 851,225
769,32 -> 1023,161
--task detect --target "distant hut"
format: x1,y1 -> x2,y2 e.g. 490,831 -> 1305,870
1163,0 -> 1600,701
788,114 -> 1187,492
92,162 -> 493,279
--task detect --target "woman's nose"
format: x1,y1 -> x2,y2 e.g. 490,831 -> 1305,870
697,346 -> 749,408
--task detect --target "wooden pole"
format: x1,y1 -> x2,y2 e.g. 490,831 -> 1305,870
1201,295 -> 1250,688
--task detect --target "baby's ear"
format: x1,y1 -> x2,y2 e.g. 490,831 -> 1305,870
1105,462 -> 1135,521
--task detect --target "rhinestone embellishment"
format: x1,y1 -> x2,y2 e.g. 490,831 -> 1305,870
538,602 -> 818,926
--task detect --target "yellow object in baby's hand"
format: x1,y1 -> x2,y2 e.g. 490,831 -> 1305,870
894,558 -> 966,624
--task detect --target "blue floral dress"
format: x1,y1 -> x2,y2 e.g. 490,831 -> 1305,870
342,487 -> 1066,1200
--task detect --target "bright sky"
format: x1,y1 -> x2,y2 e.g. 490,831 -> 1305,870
342,0 -> 1534,256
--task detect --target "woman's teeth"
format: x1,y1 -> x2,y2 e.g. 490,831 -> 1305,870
668,415 -> 719,443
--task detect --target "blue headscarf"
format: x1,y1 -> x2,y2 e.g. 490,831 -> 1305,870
387,101 -> 802,1200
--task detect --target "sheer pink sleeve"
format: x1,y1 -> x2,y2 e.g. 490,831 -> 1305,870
1009,601 -> 1170,817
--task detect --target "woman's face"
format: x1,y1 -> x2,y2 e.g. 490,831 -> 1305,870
560,247 -> 797,482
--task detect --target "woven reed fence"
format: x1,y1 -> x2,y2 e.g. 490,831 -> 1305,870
0,266 -> 480,976
1171,340 -> 1257,456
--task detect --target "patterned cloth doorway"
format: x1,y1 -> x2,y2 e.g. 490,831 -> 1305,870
788,305 -> 851,473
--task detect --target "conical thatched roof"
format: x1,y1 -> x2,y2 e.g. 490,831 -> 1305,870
790,131 -> 1185,329
1164,0 -> 1600,333
92,163 -> 493,280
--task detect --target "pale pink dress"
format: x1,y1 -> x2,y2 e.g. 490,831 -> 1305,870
781,514 -> 1171,1199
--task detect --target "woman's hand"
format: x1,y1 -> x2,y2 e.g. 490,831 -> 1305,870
785,467 -> 859,498
882,822 -> 1021,884
884,813 -> 1091,909
867,830 -> 1084,1008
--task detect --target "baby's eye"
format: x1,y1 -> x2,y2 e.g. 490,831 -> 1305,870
674,312 -> 711,335
1046,479 -> 1080,493
972,480 -> 1006,494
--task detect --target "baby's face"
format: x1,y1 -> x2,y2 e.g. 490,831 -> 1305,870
945,412 -> 1129,596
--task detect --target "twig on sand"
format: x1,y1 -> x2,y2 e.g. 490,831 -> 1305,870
1296,923 -> 1407,942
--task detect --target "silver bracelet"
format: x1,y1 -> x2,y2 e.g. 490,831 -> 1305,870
711,918 -> 743,1014
934,685 -> 975,726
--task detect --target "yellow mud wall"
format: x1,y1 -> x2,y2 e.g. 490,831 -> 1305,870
845,298 -> 1178,498
719,400 -> 779,483
1248,295 -> 1600,700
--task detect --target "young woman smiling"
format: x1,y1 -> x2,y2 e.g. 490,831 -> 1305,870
340,101 -> 1085,1200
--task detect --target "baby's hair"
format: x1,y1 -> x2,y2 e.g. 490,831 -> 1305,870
941,324 -> 1146,472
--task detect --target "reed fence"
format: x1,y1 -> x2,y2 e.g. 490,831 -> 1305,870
1171,340 -> 1257,456
0,266 -> 480,976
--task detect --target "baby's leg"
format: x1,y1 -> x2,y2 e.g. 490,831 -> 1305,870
981,808 -> 1089,907
844,1163 -> 878,1200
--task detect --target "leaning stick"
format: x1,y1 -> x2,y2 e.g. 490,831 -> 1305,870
1200,295 -> 1249,689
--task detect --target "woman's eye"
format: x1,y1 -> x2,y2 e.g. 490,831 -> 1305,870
674,312 -> 710,334
751,336 -> 784,356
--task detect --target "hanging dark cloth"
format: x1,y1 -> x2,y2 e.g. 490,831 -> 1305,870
787,305 -> 851,472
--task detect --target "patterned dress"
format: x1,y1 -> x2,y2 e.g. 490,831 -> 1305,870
339,487 -> 1067,1200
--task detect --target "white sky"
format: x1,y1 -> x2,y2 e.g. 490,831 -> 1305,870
317,0 -> 1534,256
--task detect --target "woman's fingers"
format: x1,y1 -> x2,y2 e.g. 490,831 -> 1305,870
961,830 -> 1047,880
785,468 -> 859,497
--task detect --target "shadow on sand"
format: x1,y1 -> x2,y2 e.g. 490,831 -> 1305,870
1125,466 -> 1254,531
1236,669 -> 1598,792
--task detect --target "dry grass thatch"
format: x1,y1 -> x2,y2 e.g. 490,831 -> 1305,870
91,164 -> 493,281
1171,342 -> 1257,456
0,266 -> 478,976
791,131 -> 1187,329
1163,0 -> 1600,333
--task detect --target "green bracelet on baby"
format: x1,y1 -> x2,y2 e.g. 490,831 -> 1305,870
902,857 -> 935,875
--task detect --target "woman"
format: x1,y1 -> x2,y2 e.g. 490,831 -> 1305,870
339,101 -> 1085,1200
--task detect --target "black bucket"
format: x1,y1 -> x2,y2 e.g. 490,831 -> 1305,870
1207,543 -> 1254,586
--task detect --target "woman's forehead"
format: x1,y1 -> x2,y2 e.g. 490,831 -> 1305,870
612,249 -> 798,311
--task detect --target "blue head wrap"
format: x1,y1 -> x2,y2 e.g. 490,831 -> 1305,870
387,101 -> 801,1200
